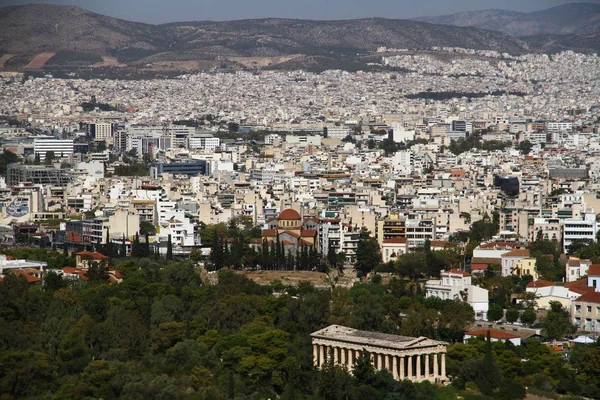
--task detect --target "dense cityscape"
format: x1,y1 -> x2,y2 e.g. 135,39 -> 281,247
2,2 -> 600,400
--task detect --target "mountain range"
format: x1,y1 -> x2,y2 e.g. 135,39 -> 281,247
0,3 -> 599,75
413,2 -> 600,37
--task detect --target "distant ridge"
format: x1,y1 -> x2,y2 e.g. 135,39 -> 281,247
0,3 -> 526,73
414,3 -> 600,36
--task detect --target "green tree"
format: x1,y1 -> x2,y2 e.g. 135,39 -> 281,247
517,140 -> 533,155
488,304 -> 504,322
505,308 -> 520,324
476,330 -> 502,395
166,234 -> 173,261
139,220 -> 156,235
44,150 -> 55,164
520,308 -> 536,326
355,228 -> 381,277
541,301 -> 576,341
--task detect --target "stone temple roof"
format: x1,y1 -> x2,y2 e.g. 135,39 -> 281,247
311,325 -> 447,351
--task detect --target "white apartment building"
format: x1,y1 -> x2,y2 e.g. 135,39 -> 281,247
127,134 -> 172,155
405,218 -> 436,248
566,257 -> 592,283
426,269 -> 489,320
563,211 -> 599,253
156,210 -> 196,248
33,137 -> 74,160
547,122 -> 573,133
188,134 -> 220,151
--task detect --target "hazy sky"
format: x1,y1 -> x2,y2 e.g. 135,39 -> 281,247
4,0 -> 598,23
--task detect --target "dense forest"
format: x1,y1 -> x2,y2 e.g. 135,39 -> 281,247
1,246 -> 599,399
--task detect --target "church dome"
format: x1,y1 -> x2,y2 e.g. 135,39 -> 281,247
279,208 -> 301,220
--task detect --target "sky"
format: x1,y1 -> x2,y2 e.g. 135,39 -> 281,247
3,0 -> 598,23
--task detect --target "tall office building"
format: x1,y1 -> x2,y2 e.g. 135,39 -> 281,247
88,123 -> 114,141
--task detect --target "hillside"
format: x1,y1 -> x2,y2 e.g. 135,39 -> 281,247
414,2 -> 600,36
0,3 -> 527,74
525,28 -> 600,55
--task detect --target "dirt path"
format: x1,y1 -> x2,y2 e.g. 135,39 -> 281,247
0,54 -> 15,69
24,52 -> 56,69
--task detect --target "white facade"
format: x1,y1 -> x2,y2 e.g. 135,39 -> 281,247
563,212 -> 598,253
156,210 -> 196,248
390,123 -> 416,143
189,134 -> 220,150
425,270 -> 489,320
33,137 -> 74,160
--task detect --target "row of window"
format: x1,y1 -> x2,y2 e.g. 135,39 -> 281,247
574,305 -> 600,314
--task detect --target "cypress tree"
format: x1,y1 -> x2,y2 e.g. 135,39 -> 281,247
134,232 -> 142,257
120,235 -> 127,257
144,233 -> 150,258
166,234 -> 173,260
261,239 -> 269,269
270,241 -> 277,270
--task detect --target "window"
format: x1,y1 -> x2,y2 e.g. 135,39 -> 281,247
588,306 -> 593,313
575,305 -> 581,312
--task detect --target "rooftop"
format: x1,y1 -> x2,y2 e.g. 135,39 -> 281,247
311,324 -> 447,350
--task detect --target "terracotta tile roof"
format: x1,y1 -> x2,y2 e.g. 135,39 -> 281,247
470,263 -> 489,271
300,229 -> 317,237
502,249 -> 530,258
10,270 -> 41,283
574,291 -> 600,304
279,208 -> 301,220
383,238 -> 408,244
588,265 -> 600,276
430,240 -> 449,248
564,278 -> 593,292
527,280 -> 555,288
23,274 -> 41,283
109,269 -> 123,279
261,229 -> 277,237
281,230 -> 301,238
465,329 -> 520,340
76,251 -> 109,260
570,287 -> 590,295
281,240 -> 295,245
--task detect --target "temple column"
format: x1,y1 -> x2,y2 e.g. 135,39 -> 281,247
424,354 -> 430,379
313,344 -> 318,367
433,353 -> 439,378
341,347 -> 346,367
319,344 -> 325,367
416,354 -> 421,380
387,355 -> 393,374
377,353 -> 383,370
407,355 -> 412,379
392,356 -> 398,379
347,349 -> 355,370
399,356 -> 405,380
441,353 -> 446,379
